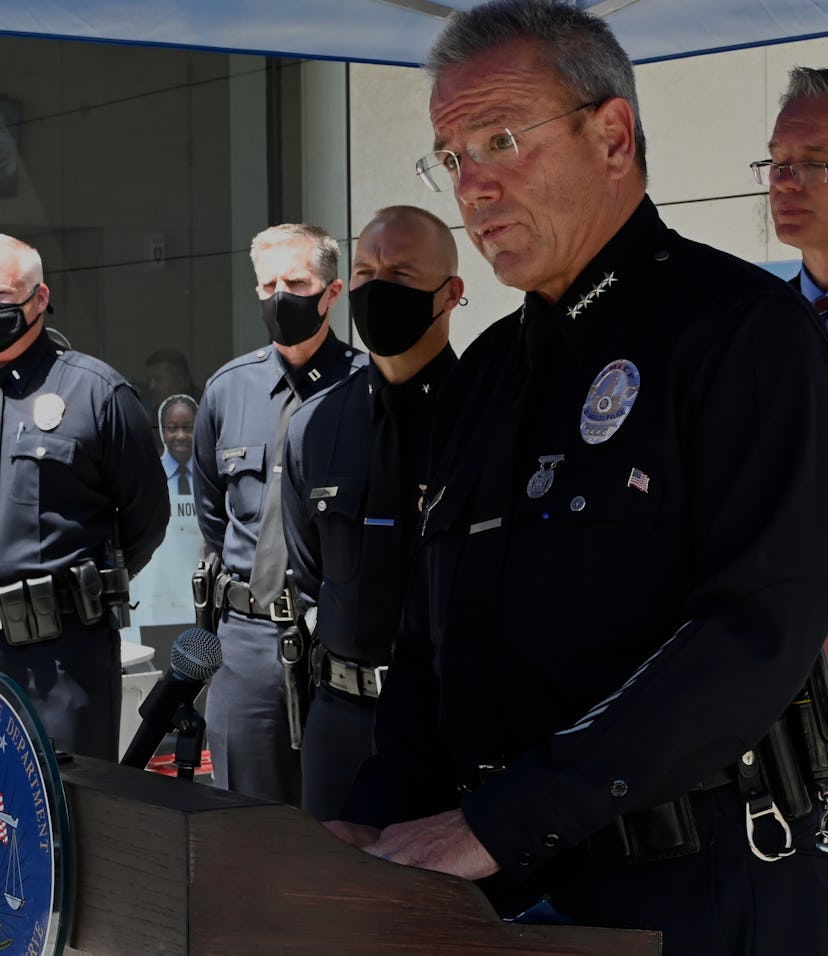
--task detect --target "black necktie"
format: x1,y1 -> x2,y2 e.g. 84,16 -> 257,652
248,384 -> 298,607
176,465 -> 191,495
355,385 -> 405,664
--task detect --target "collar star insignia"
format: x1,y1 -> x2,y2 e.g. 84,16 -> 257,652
421,383 -> 431,394
566,271 -> 620,320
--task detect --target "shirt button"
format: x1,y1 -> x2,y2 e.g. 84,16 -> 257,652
542,833 -> 560,848
345,350 -> 353,358
654,249 -> 670,262
518,850 -> 534,867
228,463 -> 236,473
36,446 -> 46,457
570,496 -> 586,512
317,500 -> 328,512
257,349 -> 267,357
610,779 -> 629,798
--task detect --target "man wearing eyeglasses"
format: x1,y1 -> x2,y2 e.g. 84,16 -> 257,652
328,3 -> 828,953
0,233 -> 169,761
754,67 -> 828,323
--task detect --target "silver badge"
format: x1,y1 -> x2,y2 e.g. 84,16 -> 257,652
32,393 -> 65,431
526,454 -> 565,499
580,359 -> 640,445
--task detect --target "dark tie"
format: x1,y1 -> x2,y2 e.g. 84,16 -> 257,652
248,385 -> 298,607
813,295 -> 828,328
176,465 -> 191,495
355,385 -> 405,664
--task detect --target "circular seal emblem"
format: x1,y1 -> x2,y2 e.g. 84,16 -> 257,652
580,359 -> 640,445
0,675 -> 71,955
32,395 -> 65,433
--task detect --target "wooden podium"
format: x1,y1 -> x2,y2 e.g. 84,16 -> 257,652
59,756 -> 661,956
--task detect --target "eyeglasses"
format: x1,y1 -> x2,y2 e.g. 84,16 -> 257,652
416,102 -> 599,193
750,160 -> 828,188
0,283 -> 39,309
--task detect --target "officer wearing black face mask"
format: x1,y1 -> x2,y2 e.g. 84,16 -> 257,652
0,233 -> 169,761
192,223 -> 364,804
282,205 -> 464,820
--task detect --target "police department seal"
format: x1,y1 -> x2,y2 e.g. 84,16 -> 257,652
580,359 -> 640,445
0,675 -> 71,955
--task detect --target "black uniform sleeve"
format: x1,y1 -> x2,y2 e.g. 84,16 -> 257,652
103,382 -> 169,576
462,293 -> 828,881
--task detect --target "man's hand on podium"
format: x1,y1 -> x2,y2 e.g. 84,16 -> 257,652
327,809 -> 499,881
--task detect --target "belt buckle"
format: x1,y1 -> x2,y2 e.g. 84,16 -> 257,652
373,665 -> 388,695
268,588 -> 294,623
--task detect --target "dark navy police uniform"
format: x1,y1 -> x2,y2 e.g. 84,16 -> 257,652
0,330 -> 169,760
283,346 -> 456,819
342,198 -> 828,955
193,330 -> 363,803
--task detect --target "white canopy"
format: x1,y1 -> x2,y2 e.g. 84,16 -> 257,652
1,0 -> 827,66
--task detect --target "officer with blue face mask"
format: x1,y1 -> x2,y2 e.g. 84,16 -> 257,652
282,205 -> 464,821
192,223 -> 364,803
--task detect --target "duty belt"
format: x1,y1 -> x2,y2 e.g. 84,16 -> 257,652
216,574 -> 295,623
312,644 -> 388,699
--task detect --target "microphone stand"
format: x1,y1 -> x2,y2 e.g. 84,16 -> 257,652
169,702 -> 206,781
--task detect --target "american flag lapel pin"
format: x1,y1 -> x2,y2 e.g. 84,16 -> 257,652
627,467 -> 650,493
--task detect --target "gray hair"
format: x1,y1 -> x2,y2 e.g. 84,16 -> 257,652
780,66 -> 828,109
0,234 -> 44,287
250,223 -> 340,284
425,0 -> 647,174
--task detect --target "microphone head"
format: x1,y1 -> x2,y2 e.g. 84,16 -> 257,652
169,627 -> 223,681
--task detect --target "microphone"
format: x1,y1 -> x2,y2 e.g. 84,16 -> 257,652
121,626 -> 222,770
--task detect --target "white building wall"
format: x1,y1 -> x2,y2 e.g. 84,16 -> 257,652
349,35 -> 828,354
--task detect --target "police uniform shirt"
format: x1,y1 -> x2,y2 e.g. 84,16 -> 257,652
0,329 -> 169,582
282,345 -> 457,665
193,330 -> 364,581
342,197 -> 828,884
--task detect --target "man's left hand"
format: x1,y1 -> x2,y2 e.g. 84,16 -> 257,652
363,808 -> 499,880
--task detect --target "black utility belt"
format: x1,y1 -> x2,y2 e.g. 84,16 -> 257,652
0,560 -> 130,645
311,644 -> 388,699
214,574 -> 294,623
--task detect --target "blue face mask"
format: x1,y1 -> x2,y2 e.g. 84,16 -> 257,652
259,287 -> 327,347
0,283 -> 39,352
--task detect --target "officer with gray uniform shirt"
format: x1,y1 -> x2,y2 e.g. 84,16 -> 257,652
193,223 -> 363,803
0,233 -> 169,761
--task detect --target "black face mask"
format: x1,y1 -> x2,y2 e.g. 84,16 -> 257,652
0,283 -> 40,352
349,277 -> 451,357
260,287 -> 327,346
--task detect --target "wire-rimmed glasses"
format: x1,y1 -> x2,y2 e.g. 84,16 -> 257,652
750,160 -> 828,188
416,101 -> 599,193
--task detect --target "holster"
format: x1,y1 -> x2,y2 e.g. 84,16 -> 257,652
192,552 -> 221,632
280,569 -> 313,750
